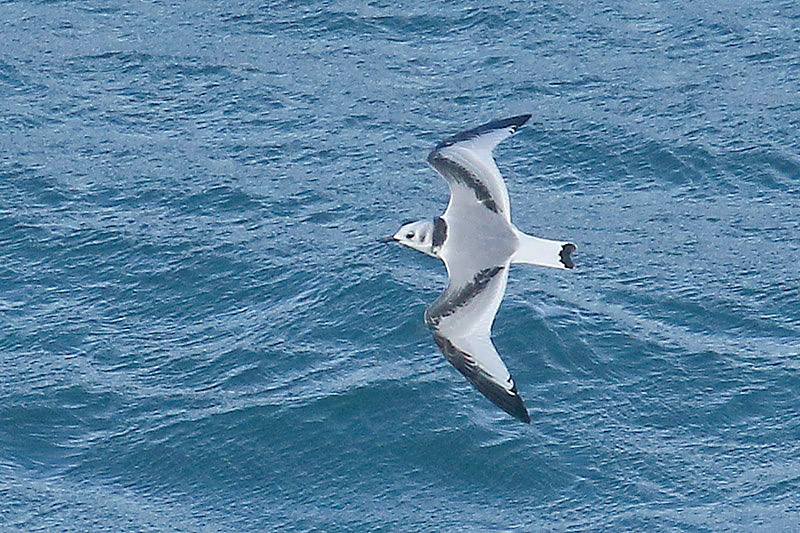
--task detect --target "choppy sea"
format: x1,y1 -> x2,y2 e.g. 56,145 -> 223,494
2,1 -> 800,531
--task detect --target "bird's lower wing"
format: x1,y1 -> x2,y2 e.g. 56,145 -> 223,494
432,332 -> 531,423
425,262 -> 531,423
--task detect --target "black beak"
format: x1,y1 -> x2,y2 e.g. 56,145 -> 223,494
378,235 -> 396,243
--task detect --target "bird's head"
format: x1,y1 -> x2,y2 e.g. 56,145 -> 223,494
387,219 -> 436,257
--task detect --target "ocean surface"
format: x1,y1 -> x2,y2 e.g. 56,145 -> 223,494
2,1 -> 800,531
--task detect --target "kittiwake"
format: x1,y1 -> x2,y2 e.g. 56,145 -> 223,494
385,114 -> 576,423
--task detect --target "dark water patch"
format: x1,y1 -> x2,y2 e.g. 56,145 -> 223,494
180,185 -> 265,215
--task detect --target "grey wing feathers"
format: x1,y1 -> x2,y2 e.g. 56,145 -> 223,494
427,153 -> 503,215
424,265 -> 505,328
427,114 -> 532,221
425,263 -> 531,423
423,115 -> 537,423
433,333 -> 531,423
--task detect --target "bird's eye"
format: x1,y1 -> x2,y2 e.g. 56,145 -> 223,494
406,232 -> 414,239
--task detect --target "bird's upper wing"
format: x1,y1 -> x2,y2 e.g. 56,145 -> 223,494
427,114 -> 531,223
424,261 -> 530,423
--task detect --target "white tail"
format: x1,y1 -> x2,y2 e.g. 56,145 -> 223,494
512,230 -> 576,269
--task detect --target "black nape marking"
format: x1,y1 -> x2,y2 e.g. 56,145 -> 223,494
427,153 -> 500,214
560,243 -> 576,269
432,217 -> 447,252
432,332 -> 531,423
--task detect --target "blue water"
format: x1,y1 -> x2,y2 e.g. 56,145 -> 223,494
2,1 -> 800,531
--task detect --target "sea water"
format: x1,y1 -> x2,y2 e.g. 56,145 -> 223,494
2,1 -> 799,531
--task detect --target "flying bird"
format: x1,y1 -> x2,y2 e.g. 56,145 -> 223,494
386,115 -> 576,423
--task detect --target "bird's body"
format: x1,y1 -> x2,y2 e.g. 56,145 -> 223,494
389,115 -> 575,423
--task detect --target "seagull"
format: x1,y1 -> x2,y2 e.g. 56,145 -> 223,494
385,115 -> 576,423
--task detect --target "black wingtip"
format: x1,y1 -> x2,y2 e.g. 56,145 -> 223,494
478,380 -> 531,424
509,404 -> 532,423
505,113 -> 533,129
560,243 -> 576,269
507,384 -> 532,423
497,389 -> 530,423
433,333 -> 532,424
434,114 -> 533,150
